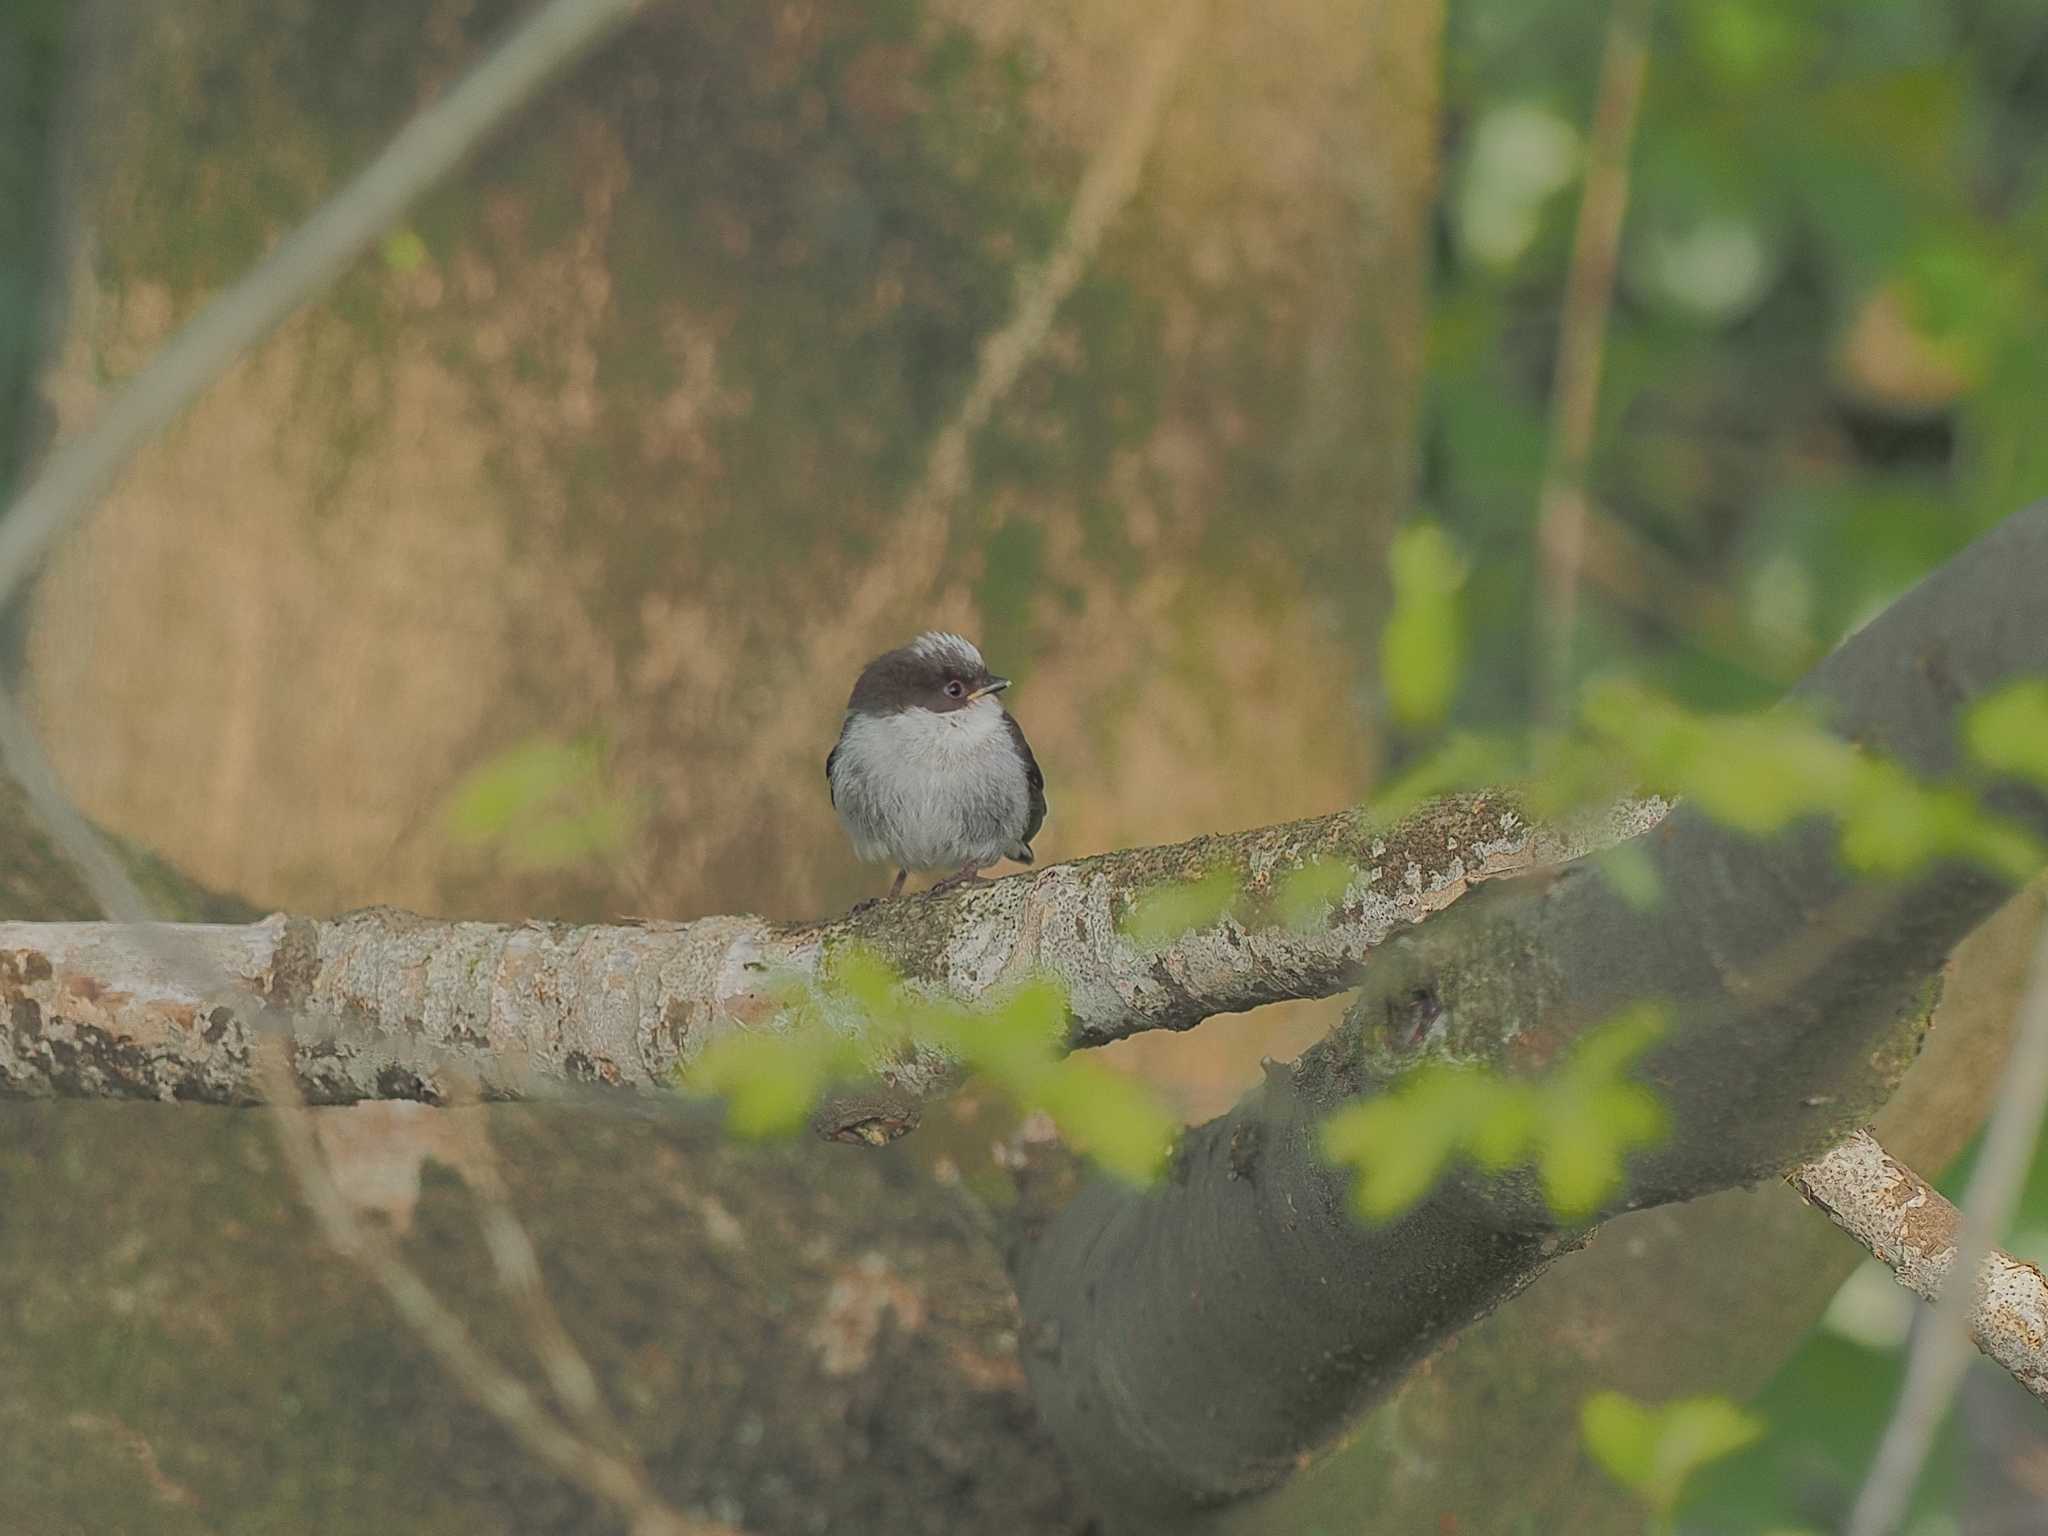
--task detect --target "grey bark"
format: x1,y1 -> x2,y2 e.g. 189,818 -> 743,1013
1792,1131 -> 2048,1402
1014,503 -> 2048,1520
0,797 -> 1664,1109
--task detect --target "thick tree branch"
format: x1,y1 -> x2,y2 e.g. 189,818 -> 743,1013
0,797 -> 1665,1106
1014,504 -> 2048,1520
1791,1130 -> 2048,1403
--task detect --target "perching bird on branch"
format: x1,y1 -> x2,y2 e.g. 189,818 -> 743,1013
827,631 -> 1046,901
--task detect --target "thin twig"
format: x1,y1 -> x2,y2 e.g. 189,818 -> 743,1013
257,1043 -> 733,1536
1790,1131 -> 2048,1407
1533,0 -> 1655,730
458,1094 -> 633,1450
0,0 -> 648,619
1847,917 -> 2048,1535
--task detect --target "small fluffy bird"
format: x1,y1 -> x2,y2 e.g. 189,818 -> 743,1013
827,632 -> 1046,900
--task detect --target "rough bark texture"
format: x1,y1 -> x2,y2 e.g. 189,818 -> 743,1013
1014,504 -> 2048,1520
0,795 -> 1666,1108
1792,1130 -> 2048,1402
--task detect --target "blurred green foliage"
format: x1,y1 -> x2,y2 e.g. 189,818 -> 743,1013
682,944 -> 1177,1184
440,733 -> 642,872
1967,680 -> 2048,786
1582,1390 -> 1765,1524
1322,1002 -> 1670,1222
1427,0 -> 2048,734
1381,522 -> 1469,728
1582,678 -> 2043,881
1117,866 -> 1247,948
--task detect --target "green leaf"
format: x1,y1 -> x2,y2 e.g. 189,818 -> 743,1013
1322,1065 -> 1529,1221
1368,732 -> 1518,821
1582,681 -> 2044,885
1272,858 -> 1357,931
1323,1004 -> 1668,1223
441,734 -> 641,871
680,950 -> 1176,1186
380,227 -> 429,273
680,1027 -> 851,1138
1119,868 -> 1243,947
1581,1391 -> 1764,1515
1033,1059 -> 1178,1184
1580,1391 -> 1658,1494
1381,522 -> 1469,727
1967,681 -> 2048,785
1599,842 -> 1662,910
444,737 -> 601,840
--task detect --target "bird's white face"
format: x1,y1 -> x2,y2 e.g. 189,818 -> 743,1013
863,691 -> 1010,763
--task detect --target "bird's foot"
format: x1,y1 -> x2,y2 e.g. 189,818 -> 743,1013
848,869 -> 911,915
927,865 -> 986,895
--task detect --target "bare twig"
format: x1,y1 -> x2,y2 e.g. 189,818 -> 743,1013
1846,918 -> 2048,1535
1533,0 -> 1655,729
459,1097 -> 633,1450
256,1041 -> 734,1536
1791,1131 -> 2048,1407
0,0 -> 648,618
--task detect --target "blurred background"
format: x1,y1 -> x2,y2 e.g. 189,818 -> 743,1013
5,0 -> 2048,1531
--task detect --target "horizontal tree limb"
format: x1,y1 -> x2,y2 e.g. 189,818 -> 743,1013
1791,1130 -> 2048,1402
0,796 -> 1666,1107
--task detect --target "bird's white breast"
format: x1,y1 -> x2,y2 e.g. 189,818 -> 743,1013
830,700 -> 1028,870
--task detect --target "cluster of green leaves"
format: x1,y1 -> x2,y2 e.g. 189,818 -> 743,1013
1578,677 -> 2048,883
1580,1389 -> 1765,1526
680,944 -> 1177,1184
439,733 -> 643,871
1374,518 -> 2048,890
1321,1003 -> 1670,1222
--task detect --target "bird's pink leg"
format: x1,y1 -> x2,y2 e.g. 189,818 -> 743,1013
927,863 -> 985,895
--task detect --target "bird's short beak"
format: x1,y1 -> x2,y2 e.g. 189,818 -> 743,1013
968,677 -> 1011,701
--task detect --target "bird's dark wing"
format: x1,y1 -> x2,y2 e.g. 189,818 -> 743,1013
826,720 -> 848,807
1005,711 -> 1047,849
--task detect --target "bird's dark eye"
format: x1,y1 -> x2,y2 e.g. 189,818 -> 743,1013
944,679 -> 965,699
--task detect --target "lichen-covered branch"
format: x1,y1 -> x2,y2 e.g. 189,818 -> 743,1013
1791,1130 -> 2048,1402
0,795 -> 1665,1106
